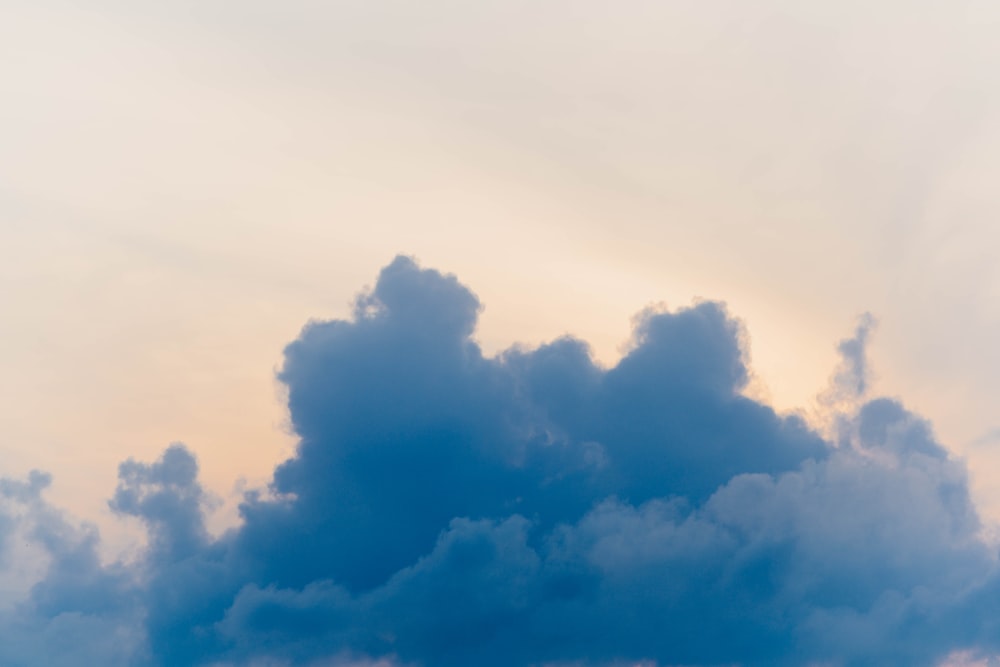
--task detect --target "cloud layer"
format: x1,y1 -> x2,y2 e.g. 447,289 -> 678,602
1,256 -> 997,666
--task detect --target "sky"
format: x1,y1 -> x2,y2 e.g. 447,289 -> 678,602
2,1 -> 1000,665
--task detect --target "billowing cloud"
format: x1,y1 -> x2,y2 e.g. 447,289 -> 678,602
0,470 -> 142,666
1,255 -> 998,666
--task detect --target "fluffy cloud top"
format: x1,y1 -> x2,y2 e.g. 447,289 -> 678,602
0,256 -> 997,666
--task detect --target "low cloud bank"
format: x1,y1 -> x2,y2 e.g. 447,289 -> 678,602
1,256 -> 997,666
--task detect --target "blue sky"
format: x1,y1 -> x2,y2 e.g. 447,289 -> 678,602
2,2 -> 1000,665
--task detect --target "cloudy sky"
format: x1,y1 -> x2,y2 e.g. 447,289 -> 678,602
2,1 -> 1000,665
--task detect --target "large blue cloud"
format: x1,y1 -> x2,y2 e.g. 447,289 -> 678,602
0,255 -> 997,666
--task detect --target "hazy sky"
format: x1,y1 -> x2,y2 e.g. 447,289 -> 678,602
4,0 -> 1000,525
3,5 -> 1000,663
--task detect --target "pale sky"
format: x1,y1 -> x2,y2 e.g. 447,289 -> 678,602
3,0 -> 1000,549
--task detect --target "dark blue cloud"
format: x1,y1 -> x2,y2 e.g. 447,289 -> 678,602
1,255 -> 998,666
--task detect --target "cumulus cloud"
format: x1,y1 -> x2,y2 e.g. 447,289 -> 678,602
0,469 -> 142,666
1,255 -> 998,666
